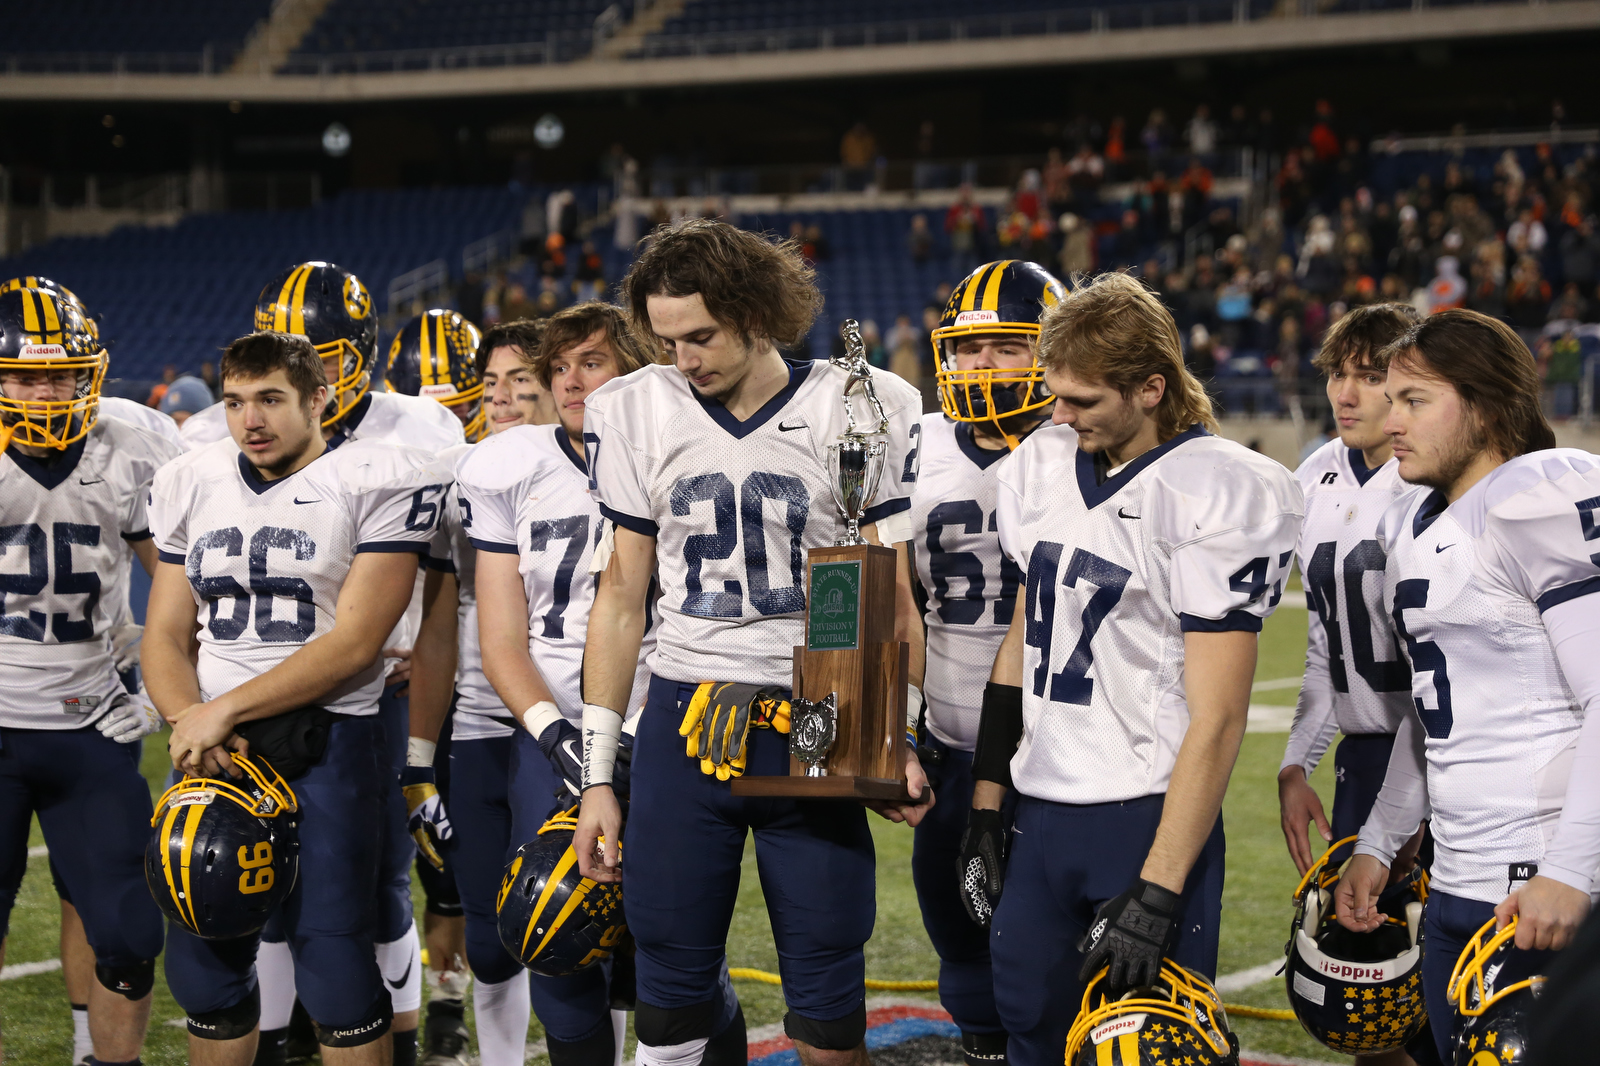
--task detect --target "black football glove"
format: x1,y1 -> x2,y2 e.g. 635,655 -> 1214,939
538,718 -> 632,800
1077,878 -> 1181,993
958,808 -> 1008,929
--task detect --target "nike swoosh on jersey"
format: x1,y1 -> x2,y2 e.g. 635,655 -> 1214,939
1435,544 -> 1453,553
1117,508 -> 1141,520
386,958 -> 413,990
778,421 -> 807,432
79,478 -> 105,485
293,497 -> 321,505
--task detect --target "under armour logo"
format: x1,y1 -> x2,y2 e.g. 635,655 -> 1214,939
1336,767 -> 1346,782
1321,472 -> 1338,485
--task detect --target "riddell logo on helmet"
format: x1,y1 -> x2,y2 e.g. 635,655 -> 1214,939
420,384 -> 455,399
953,310 -> 999,326
1315,958 -> 1400,982
20,343 -> 66,359
1090,1013 -> 1146,1044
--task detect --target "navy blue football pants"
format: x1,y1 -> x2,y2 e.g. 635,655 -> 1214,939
910,736 -> 1006,1037
1421,890 -> 1556,1064
990,792 -> 1224,1066
375,681 -> 416,943
0,725 -> 163,967
626,675 -> 875,1029
164,714 -> 390,1034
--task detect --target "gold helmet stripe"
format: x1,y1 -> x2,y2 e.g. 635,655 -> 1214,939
178,801 -> 206,930
981,260 -> 1014,311
434,312 -> 449,386
159,803 -> 185,924
522,846 -> 580,957
532,878 -> 596,959
957,265 -> 987,313
419,312 -> 435,387
289,266 -> 312,336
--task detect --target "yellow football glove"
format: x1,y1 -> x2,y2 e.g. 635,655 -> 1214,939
678,683 -> 790,780
400,767 -> 452,871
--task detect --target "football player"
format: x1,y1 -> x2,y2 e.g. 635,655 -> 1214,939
185,264 -> 464,1066
1335,310 -> 1600,1063
387,309 -> 488,441
0,285 -> 177,1066
575,219 -> 929,1066
145,330 -> 448,1066
963,272 -> 1302,1066
910,259 -> 1065,1066
479,319 -> 559,432
1,272 -> 181,1066
453,302 -> 661,1066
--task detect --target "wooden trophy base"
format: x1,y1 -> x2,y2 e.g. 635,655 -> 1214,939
730,543 -> 911,803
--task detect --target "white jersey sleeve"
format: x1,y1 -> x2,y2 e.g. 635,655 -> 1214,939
1480,451 -> 1600,611
177,401 -> 228,451
100,395 -> 184,448
584,386 -> 655,531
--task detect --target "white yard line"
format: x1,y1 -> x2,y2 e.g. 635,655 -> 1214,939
0,958 -> 62,980
1246,703 -> 1295,733
1251,677 -> 1303,693
27,844 -> 47,858
1215,958 -> 1283,992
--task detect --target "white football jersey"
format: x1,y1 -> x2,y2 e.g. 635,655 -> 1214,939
910,415 -> 1022,751
0,418 -> 181,728
1281,441 -> 1415,776
100,396 -> 184,448
178,389 -> 465,453
996,425 -> 1303,804
425,442 -> 512,742
456,424 -> 655,724
1362,450 -> 1600,903
148,437 -> 448,717
585,360 -> 922,688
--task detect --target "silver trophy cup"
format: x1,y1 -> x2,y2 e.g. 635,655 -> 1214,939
827,437 -> 888,547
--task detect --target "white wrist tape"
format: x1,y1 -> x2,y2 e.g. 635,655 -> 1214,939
872,508 -> 913,546
406,737 -> 437,768
906,684 -> 924,742
522,700 -> 563,739
580,703 -> 624,789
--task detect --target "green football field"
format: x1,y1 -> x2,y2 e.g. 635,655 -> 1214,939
0,597 -> 1343,1063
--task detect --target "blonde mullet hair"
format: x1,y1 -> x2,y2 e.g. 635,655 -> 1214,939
1037,271 -> 1218,439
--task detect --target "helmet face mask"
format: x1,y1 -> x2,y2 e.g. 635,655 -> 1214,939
932,260 -> 1068,449
385,309 -> 486,440
254,262 -> 377,431
0,287 -> 107,451
1067,960 -> 1239,1065
1448,915 -> 1545,1065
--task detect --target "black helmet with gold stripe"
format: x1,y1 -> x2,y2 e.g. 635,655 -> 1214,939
496,807 -> 626,977
0,285 -> 108,452
385,309 -> 486,441
145,752 -> 300,940
932,259 -> 1068,448
254,262 -> 377,429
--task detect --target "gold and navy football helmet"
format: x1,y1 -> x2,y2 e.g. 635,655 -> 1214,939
1067,960 -> 1239,1066
254,262 -> 377,429
145,752 -> 300,940
932,259 -> 1067,448
385,309 -> 486,441
1448,916 -> 1545,1065
0,285 -> 108,452
496,807 -> 626,977
1284,836 -> 1429,1055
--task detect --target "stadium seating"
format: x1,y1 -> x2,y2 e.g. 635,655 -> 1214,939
1,0 -> 272,66
289,0 -> 632,64
0,187 -> 526,382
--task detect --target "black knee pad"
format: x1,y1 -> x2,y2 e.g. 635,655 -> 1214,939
783,1002 -> 866,1051
546,1018 -> 616,1066
312,998 -> 394,1049
635,998 -> 718,1047
961,1030 -> 1008,1066
702,1004 -> 748,1066
187,986 -> 262,1041
96,958 -> 155,1000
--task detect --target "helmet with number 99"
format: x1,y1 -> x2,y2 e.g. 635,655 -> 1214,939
1448,916 -> 1544,1066
254,262 -> 377,429
932,259 -> 1067,448
386,309 -> 486,441
1284,836 -> 1429,1055
0,285 -> 108,452
496,807 -> 626,977
145,752 -> 300,940
1066,960 -> 1239,1065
